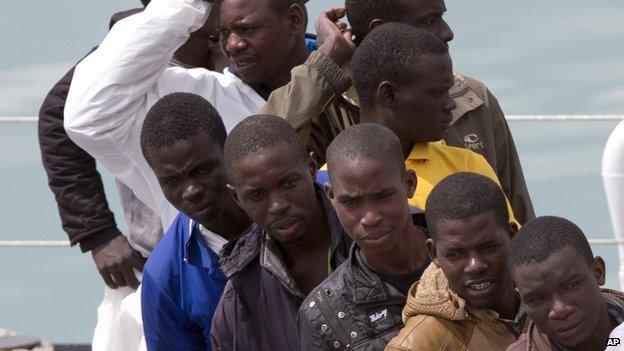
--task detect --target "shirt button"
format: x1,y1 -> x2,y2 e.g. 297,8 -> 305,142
338,311 -> 346,319
333,341 -> 341,348
350,331 -> 358,339
321,324 -> 328,332
309,301 -> 316,308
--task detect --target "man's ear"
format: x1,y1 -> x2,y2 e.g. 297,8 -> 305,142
324,183 -> 336,205
404,169 -> 417,198
286,3 -> 306,36
307,151 -> 319,178
426,238 -> 440,267
592,256 -> 607,286
368,18 -> 385,33
376,81 -> 396,109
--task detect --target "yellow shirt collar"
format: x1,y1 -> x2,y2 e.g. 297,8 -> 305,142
406,142 -> 431,162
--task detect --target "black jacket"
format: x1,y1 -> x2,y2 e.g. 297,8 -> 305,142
38,62 -> 122,252
298,214 -> 429,350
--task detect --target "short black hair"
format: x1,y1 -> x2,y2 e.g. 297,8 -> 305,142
351,22 -> 448,110
268,0 -> 306,10
345,0 -> 411,43
326,123 -> 404,182
224,114 -> 308,182
140,92 -> 227,164
507,216 -> 594,272
426,173 -> 509,239
140,0 -> 150,7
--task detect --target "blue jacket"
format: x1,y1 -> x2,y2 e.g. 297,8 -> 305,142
142,212 -> 227,350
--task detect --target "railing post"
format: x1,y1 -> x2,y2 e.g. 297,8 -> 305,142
603,120 -> 624,289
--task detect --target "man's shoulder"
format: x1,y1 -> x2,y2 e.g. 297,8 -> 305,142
300,260 -> 352,319
219,226 -> 262,278
144,212 -> 189,279
387,314 -> 459,350
453,71 -> 490,100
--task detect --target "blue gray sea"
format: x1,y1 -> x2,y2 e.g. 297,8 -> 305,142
0,0 -> 622,343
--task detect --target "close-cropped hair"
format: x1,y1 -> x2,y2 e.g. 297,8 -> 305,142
223,114 -> 309,178
425,173 -> 509,239
140,92 -> 226,164
345,0 -> 412,43
507,216 -> 594,271
351,22 -> 448,110
326,123 -> 405,182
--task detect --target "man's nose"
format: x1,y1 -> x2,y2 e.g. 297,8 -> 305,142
225,33 -> 247,54
440,20 -> 454,42
268,195 -> 290,215
548,297 -> 573,320
360,209 -> 383,228
464,255 -> 488,275
182,182 -> 204,201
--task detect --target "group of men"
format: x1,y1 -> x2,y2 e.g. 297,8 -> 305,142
37,0 -> 623,350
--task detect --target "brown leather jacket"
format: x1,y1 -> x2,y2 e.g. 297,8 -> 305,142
385,264 -> 527,351
262,51 -> 534,224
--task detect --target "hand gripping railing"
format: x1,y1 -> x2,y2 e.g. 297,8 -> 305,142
1,114 -> 623,249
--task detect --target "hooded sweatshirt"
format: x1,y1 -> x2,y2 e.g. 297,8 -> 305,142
386,264 -> 526,351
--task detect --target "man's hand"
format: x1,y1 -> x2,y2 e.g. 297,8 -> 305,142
91,235 -> 146,289
316,8 -> 357,66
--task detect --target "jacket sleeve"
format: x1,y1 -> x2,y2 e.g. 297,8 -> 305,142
487,90 -> 535,224
261,51 -> 351,145
38,63 -> 121,252
63,0 -> 213,224
141,268 -> 207,350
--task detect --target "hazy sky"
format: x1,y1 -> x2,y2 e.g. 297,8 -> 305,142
1,0 -> 623,116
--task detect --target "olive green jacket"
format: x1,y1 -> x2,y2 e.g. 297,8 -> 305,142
262,51 -> 534,224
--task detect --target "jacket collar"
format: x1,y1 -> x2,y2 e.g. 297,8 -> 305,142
450,71 -> 484,125
405,142 -> 433,162
182,218 -> 228,277
350,245 -> 407,306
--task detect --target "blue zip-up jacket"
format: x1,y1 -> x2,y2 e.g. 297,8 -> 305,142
141,212 -> 227,350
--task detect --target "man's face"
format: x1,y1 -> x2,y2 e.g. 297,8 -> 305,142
513,247 -> 606,349
429,212 -> 513,310
382,54 -> 456,144
148,134 -> 230,225
230,143 -> 319,244
217,0 -> 301,88
326,158 -> 416,254
397,0 -> 454,43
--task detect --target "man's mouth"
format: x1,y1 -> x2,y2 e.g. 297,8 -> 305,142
231,56 -> 256,69
555,319 -> 583,334
360,228 -> 393,245
465,279 -> 495,293
271,217 -> 301,231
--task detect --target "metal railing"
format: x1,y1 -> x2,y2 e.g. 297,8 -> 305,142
1,114 -> 622,248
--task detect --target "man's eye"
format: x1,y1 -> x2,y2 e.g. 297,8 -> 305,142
526,296 -> 545,305
341,198 -> 358,206
163,176 -> 179,185
565,280 -> 581,290
194,165 -> 213,175
247,190 -> 264,202
446,250 -> 463,259
280,179 -> 296,189
240,27 -> 256,34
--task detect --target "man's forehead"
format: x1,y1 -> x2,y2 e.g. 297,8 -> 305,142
332,158 -> 401,189
406,0 -> 447,17
514,247 -> 588,287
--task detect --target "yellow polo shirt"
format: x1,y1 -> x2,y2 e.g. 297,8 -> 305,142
317,142 -> 517,223
405,142 -> 517,223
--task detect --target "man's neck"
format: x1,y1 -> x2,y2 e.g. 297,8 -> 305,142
264,43 -> 309,92
362,222 -> 428,275
280,197 -> 331,266
491,282 -> 520,320
360,109 -> 419,158
200,200 -> 251,241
